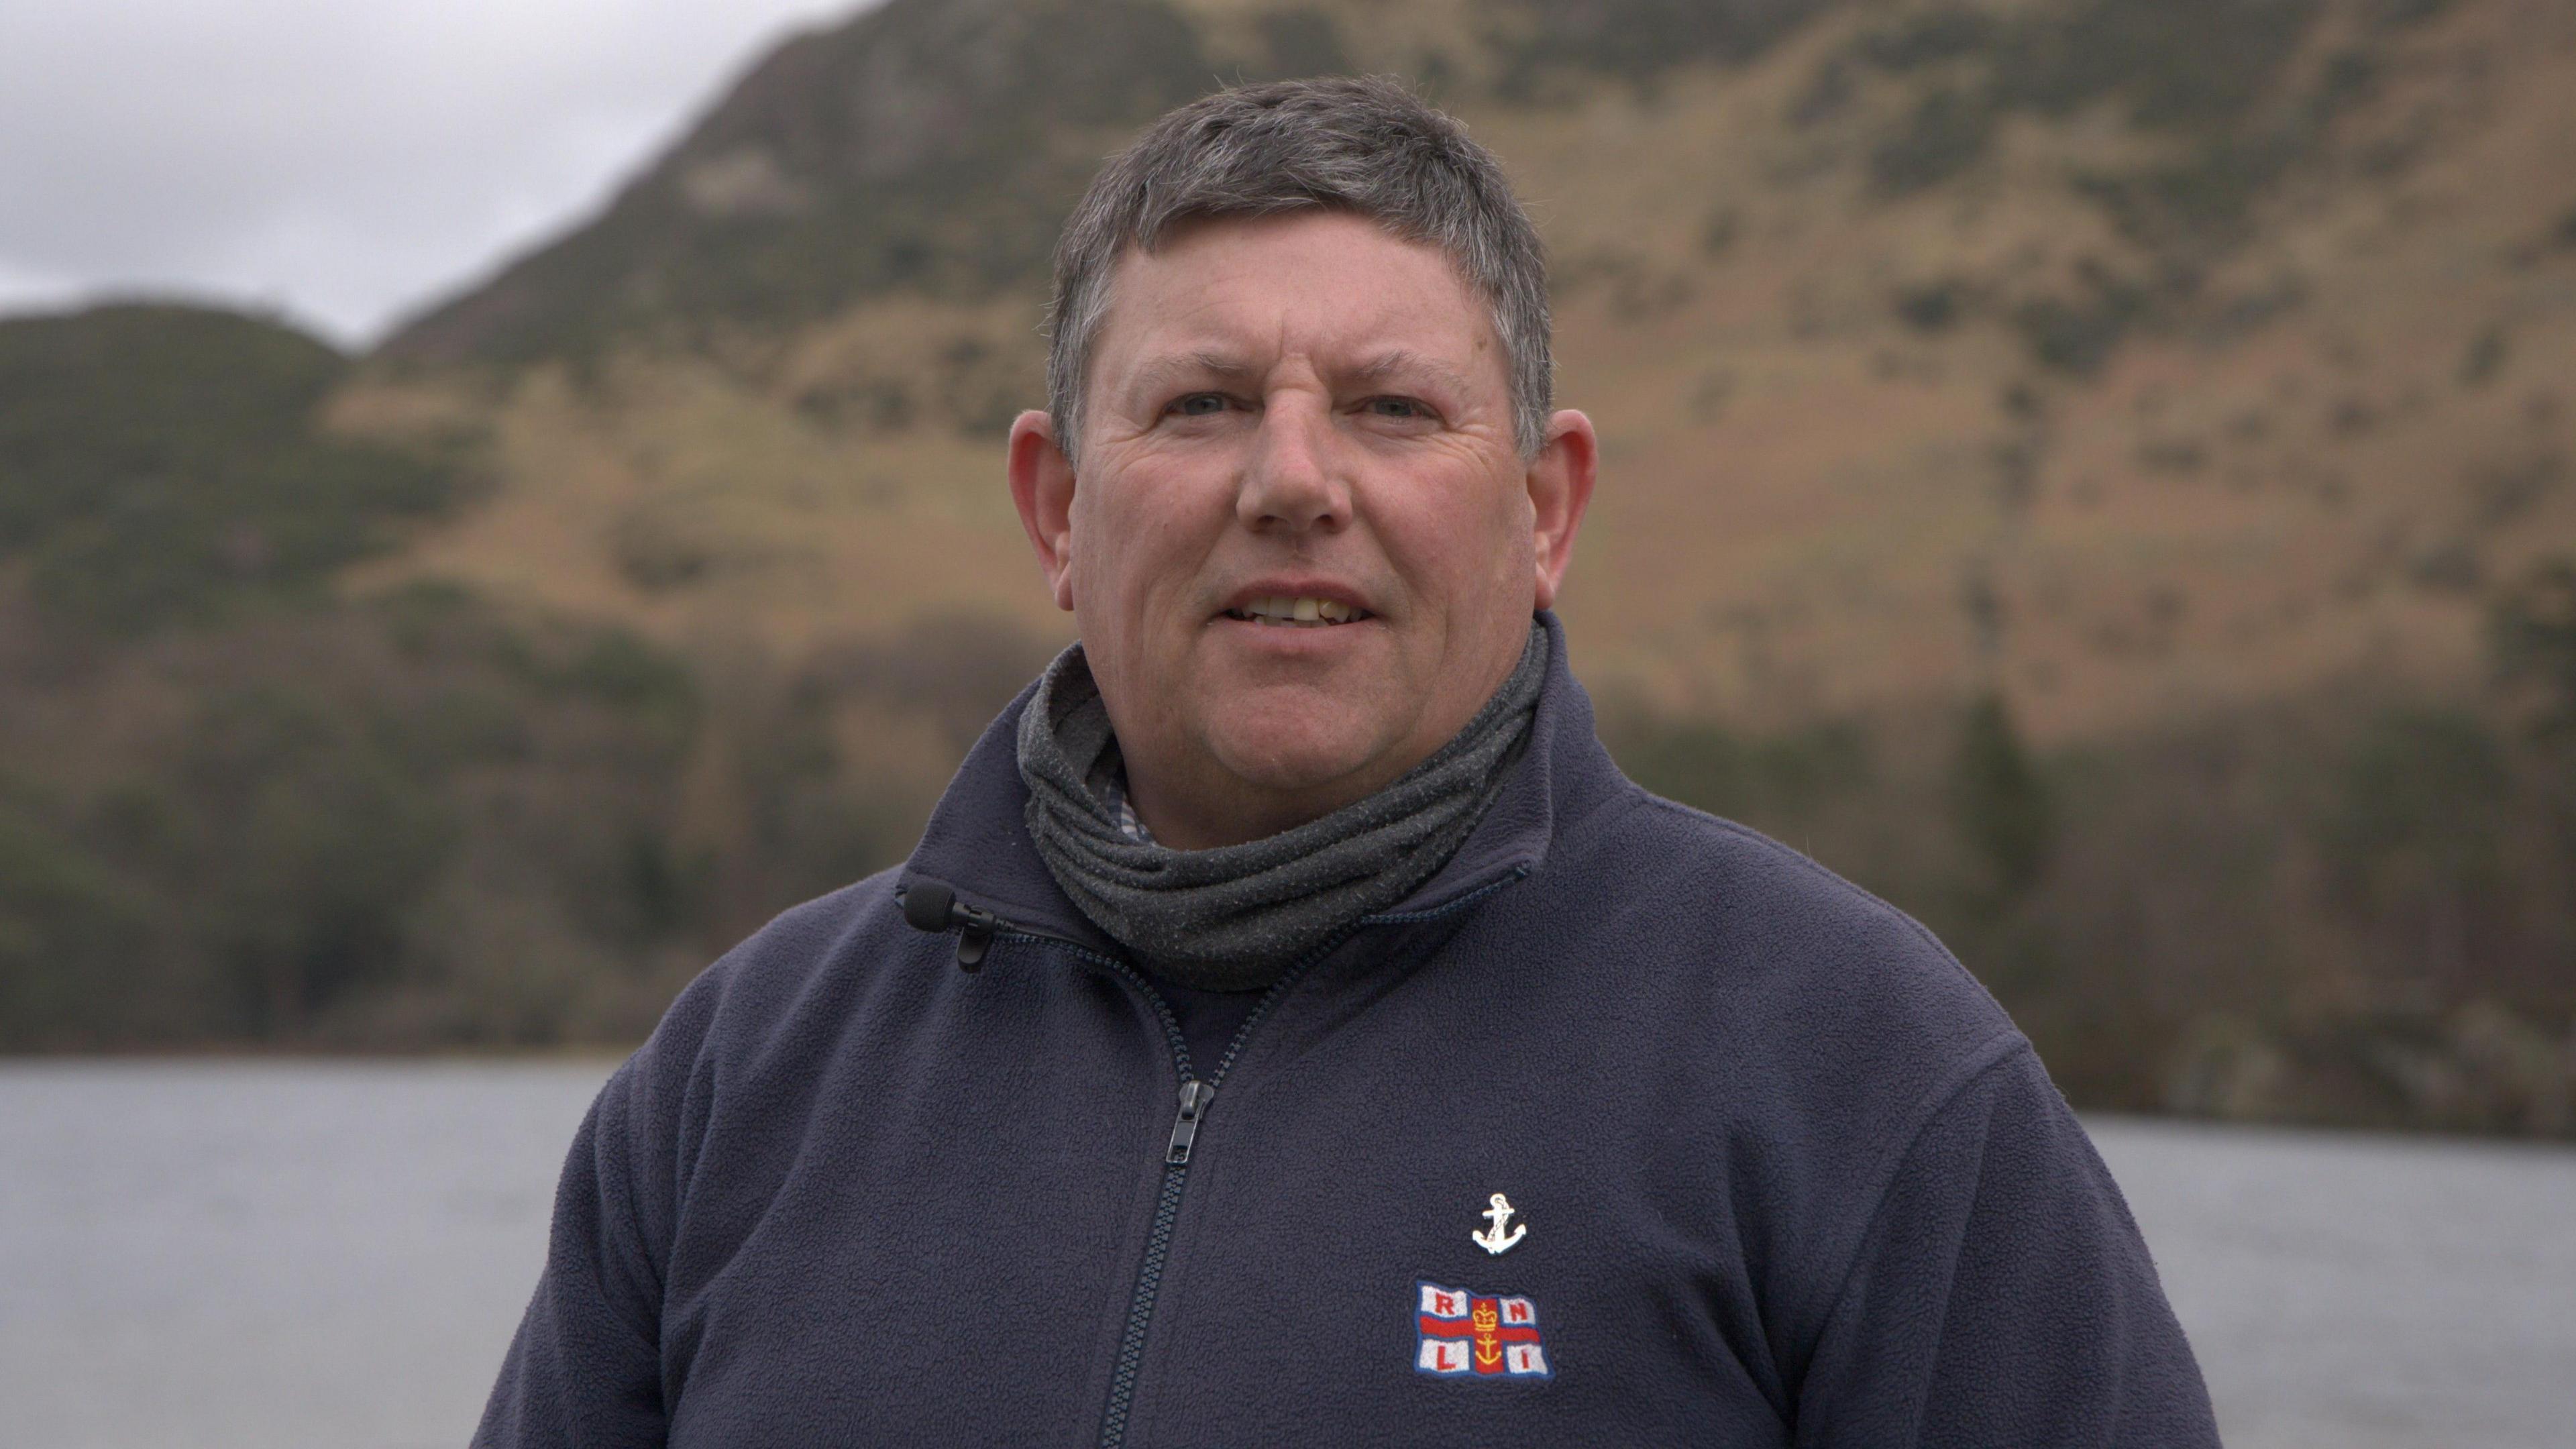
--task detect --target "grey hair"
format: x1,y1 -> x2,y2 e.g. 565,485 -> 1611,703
1046,75 -> 1552,464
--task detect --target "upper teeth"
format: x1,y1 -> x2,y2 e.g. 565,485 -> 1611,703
1239,595 -> 1356,624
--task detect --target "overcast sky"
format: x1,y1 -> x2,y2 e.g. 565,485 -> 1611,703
0,0 -> 866,348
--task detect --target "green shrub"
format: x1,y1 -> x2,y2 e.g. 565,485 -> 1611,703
1870,88 -> 1998,193
0,789 -> 153,1046
2491,559 -> 2576,740
1951,692 -> 2053,914
0,304 -> 458,633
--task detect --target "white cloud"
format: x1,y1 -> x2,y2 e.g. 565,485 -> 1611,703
0,0 -> 866,347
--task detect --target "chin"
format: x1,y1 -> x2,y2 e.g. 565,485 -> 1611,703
1201,702 -> 1398,797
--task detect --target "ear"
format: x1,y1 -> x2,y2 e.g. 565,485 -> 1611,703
1525,409 -> 1597,612
1008,409 -> 1079,612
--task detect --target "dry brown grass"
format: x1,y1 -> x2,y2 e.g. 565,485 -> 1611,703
328,0 -> 2576,741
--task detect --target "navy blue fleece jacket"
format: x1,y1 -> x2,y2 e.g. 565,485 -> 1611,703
478,614 -> 2218,1446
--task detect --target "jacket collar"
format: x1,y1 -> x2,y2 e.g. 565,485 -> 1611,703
900,610 -> 1623,953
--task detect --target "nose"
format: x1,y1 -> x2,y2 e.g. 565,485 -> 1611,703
1237,393 -> 1350,536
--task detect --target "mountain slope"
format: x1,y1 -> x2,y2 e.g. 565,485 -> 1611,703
349,0 -> 2576,739
0,304 -> 458,633
384,0 -> 1214,366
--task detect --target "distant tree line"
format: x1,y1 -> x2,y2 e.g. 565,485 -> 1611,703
1609,564 -> 2576,1136
0,306 -> 1042,1048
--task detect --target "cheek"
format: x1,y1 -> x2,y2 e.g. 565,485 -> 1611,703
1379,479 -> 1532,614
1072,463 -> 1215,613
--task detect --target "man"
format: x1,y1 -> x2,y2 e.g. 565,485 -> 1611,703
480,77 -> 2218,1446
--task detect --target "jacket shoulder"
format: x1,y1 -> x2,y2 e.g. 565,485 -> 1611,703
1551,784 -> 2031,1169
616,867 -> 922,1100
1585,787 -> 2015,1046
1548,787 -> 2053,1335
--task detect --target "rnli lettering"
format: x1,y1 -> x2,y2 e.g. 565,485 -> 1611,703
1413,1281 -> 1553,1381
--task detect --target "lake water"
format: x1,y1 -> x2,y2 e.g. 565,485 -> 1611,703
3,1061 -> 2571,1448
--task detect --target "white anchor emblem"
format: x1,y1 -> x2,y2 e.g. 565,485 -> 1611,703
1471,1192 -> 1527,1255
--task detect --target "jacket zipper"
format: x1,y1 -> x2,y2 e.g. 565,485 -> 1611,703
1165,1079 -> 1214,1163
973,864 -> 1531,1448
1089,949 -> 1197,1449
971,928 -> 1332,1449
1097,938 -> 1352,1449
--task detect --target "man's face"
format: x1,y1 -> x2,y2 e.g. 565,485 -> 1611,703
1010,210 -> 1591,846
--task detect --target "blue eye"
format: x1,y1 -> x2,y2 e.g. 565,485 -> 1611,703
1171,393 -> 1226,417
1370,397 -> 1426,418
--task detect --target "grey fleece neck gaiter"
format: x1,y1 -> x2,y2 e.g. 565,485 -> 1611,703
1016,621 -> 1548,991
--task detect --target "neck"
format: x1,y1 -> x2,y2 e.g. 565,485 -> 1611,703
1011,620 -> 1552,988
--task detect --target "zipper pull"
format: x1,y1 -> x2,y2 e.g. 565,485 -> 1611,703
1166,1079 -> 1215,1165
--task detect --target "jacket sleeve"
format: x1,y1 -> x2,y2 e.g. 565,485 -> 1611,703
1790,1044 -> 2220,1447
474,1052 -> 676,1448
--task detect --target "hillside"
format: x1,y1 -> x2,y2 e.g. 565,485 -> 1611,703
358,0 -> 2576,737
5,0 -> 2573,1130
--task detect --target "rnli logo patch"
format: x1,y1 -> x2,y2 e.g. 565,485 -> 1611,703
1414,1281 -> 1552,1379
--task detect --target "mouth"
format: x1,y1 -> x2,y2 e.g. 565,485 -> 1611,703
1220,594 -> 1375,629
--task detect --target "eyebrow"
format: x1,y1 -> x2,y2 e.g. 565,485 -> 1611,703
1346,350 -> 1477,399
1124,350 -> 1260,402
1123,347 -> 1479,402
